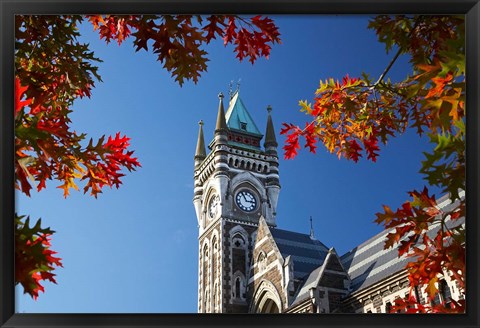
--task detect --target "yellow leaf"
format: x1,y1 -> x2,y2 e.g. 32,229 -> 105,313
448,100 -> 459,121
425,276 -> 439,300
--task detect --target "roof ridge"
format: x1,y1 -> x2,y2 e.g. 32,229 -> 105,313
340,191 -> 464,259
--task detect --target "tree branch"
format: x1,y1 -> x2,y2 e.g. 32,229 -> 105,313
373,17 -> 422,87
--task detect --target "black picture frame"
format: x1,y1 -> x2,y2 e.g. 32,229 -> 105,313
1,1 -> 478,327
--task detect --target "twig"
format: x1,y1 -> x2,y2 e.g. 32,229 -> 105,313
373,17 -> 422,87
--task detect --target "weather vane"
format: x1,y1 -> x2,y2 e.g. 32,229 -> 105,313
236,78 -> 241,93
228,79 -> 242,99
228,80 -> 234,99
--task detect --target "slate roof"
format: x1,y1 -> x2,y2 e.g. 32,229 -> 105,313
291,262 -> 325,306
340,191 -> 465,294
225,91 -> 263,137
270,228 -> 329,280
289,249 -> 349,306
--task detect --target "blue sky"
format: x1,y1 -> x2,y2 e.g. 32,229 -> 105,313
16,15 -> 440,313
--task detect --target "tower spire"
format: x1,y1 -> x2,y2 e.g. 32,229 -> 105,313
194,120 -> 206,169
309,216 -> 315,239
264,105 -> 278,150
215,92 -> 228,133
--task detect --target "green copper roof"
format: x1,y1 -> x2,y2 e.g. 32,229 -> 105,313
225,92 -> 263,137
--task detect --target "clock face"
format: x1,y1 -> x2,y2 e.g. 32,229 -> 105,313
209,194 -> 219,218
235,190 -> 257,212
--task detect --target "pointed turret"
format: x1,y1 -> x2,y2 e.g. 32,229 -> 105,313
194,120 -> 206,169
263,105 -> 280,224
215,92 -> 228,133
264,105 -> 277,148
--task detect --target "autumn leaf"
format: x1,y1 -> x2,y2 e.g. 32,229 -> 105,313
280,123 -> 301,159
14,14 -> 281,300
15,77 -> 32,117
15,215 -> 62,300
285,15 -> 465,313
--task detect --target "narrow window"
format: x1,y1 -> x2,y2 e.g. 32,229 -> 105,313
385,302 -> 392,313
213,283 -> 217,312
235,277 -> 241,298
414,286 -> 424,304
439,279 -> 452,308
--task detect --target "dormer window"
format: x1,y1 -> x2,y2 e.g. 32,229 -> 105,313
240,122 -> 247,130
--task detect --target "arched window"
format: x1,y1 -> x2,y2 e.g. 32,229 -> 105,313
212,236 -> 217,279
232,271 -> 246,300
213,282 -> 218,312
204,288 -> 210,312
253,282 -> 282,313
229,226 -> 248,302
235,278 -> 241,298
202,244 -> 209,311
232,233 -> 246,248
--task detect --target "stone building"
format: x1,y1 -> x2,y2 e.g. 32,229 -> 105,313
192,91 -> 464,314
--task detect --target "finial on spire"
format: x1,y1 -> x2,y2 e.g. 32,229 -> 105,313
264,104 -> 278,149
309,216 -> 315,239
215,92 -> 228,133
194,119 -> 206,167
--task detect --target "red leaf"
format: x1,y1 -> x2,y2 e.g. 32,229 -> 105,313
15,216 -> 62,300
281,123 -> 302,160
223,16 -> 237,45
363,134 -> 380,162
15,77 -> 32,117
203,15 -> 225,43
303,122 -> 317,153
345,139 -> 362,162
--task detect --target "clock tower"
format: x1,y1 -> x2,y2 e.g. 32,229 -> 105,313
193,91 -> 280,313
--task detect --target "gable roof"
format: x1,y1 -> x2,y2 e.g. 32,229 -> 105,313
225,91 -> 263,137
270,228 -> 329,280
340,191 -> 465,293
290,249 -> 348,306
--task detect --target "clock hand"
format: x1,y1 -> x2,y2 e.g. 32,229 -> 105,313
242,194 -> 248,203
